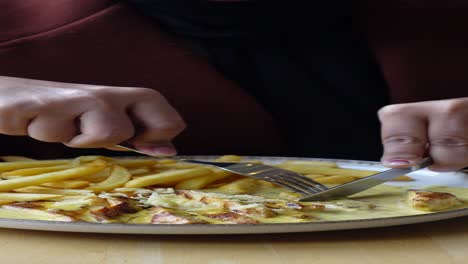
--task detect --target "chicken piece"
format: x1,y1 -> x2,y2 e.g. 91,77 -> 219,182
151,211 -> 192,224
151,208 -> 207,224
199,195 -> 277,218
204,212 -> 260,224
407,190 -> 461,211
90,197 -> 138,221
286,202 -> 326,211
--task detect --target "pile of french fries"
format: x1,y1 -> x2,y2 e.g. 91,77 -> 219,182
0,155 -> 412,205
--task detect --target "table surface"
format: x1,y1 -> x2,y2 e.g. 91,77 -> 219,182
1,216 -> 467,264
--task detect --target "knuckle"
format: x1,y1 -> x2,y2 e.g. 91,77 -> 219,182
27,124 -> 76,143
141,121 -> 186,141
78,92 -> 113,110
0,100 -> 33,114
153,121 -> 186,135
378,104 -> 410,119
0,117 -> 27,136
132,87 -> 162,98
94,127 -> 134,143
437,99 -> 468,117
68,89 -> 117,111
0,104 -> 13,115
430,136 -> 468,147
382,134 -> 424,145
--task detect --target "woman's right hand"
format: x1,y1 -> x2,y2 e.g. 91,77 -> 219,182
0,76 -> 186,156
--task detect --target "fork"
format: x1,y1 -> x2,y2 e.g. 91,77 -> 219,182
114,143 -> 328,196
115,141 -> 328,196
183,159 -> 329,196
115,143 -> 433,200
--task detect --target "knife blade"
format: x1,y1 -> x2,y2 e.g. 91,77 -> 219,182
299,157 -> 434,202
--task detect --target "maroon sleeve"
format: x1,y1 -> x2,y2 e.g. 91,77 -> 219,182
0,0 -> 286,157
357,0 -> 468,103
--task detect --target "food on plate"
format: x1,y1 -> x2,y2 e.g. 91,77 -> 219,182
407,190 -> 462,211
0,155 -> 466,224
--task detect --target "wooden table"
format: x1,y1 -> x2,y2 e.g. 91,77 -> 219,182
1,216 -> 467,264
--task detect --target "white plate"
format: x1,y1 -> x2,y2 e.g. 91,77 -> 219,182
1,156 -> 467,235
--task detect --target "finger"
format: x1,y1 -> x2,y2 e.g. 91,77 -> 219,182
27,115 -> 77,142
133,141 -> 177,157
128,98 -> 185,156
427,112 -> 468,171
65,110 -> 134,148
0,113 -> 30,136
105,145 -> 133,151
379,105 -> 428,168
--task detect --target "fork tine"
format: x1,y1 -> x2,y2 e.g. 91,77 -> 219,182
275,176 -> 322,195
229,164 -> 272,175
180,160 -> 330,197
288,175 -> 328,191
267,179 -> 311,196
266,170 -> 327,192
233,166 -> 328,196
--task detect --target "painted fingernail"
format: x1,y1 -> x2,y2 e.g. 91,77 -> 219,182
386,159 -> 411,166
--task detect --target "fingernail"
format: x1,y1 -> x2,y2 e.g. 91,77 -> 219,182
385,159 -> 411,166
140,146 -> 177,157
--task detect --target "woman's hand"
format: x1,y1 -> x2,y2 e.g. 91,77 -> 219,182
378,97 -> 468,171
0,76 -> 185,156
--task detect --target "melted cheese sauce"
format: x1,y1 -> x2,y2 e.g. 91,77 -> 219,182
1,183 -> 467,224
205,183 -> 468,222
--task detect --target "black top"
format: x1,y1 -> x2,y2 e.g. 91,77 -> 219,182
127,0 -> 390,160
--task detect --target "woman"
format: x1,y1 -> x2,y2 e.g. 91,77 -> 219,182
0,0 -> 466,172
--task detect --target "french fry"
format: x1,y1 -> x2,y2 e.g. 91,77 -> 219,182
0,156 -> 36,162
392,175 -> 414,181
0,160 -> 106,192
0,200 -> 14,206
278,160 -> 337,168
304,174 -> 327,179
128,167 -> 151,176
78,167 -> 112,183
0,193 -> 63,201
125,167 -> 213,188
113,158 -> 159,168
113,187 -> 149,193
1,175 -> 21,180
216,178 -> 261,194
215,155 -> 242,162
0,206 -> 74,221
14,186 -> 94,196
2,164 -> 74,177
157,159 -> 177,164
313,175 -> 358,184
153,163 -> 199,170
42,180 -> 90,189
175,170 -> 231,190
278,165 -> 381,177
0,159 -> 72,172
305,174 -> 412,183
169,155 -> 244,189
87,165 -> 131,192
71,156 -> 105,165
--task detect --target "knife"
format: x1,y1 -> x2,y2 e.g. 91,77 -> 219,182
299,157 -> 434,202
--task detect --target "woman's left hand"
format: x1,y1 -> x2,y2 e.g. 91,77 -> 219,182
378,97 -> 468,171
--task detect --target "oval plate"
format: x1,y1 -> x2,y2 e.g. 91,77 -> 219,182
0,156 -> 467,234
